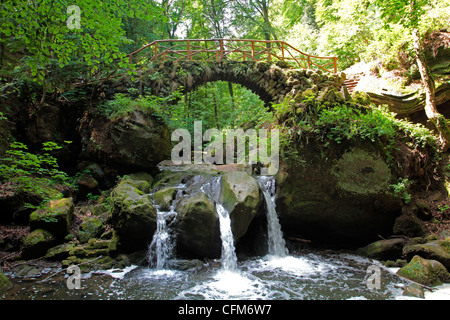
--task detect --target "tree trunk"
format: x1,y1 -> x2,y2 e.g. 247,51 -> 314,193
228,81 -> 235,109
413,29 -> 450,150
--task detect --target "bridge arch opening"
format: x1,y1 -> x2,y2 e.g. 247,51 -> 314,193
171,80 -> 273,134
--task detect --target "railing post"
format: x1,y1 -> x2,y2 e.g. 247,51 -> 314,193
333,57 -> 337,73
281,42 -> 284,61
307,56 -> 311,69
251,41 -> 255,60
187,40 -> 191,60
219,39 -> 224,61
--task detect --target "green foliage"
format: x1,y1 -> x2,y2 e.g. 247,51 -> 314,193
0,141 -> 71,209
273,94 -> 438,164
0,0 -> 164,96
390,178 -> 412,204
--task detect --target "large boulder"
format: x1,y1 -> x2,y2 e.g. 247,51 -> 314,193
402,239 -> 450,269
0,269 -> 12,292
29,198 -> 74,239
77,217 -> 106,243
276,141 -> 402,246
397,255 -> 450,287
79,109 -> 171,173
110,176 -> 157,251
219,171 -> 262,241
21,229 -> 55,259
393,214 -> 425,237
356,238 -> 406,260
176,191 -> 221,258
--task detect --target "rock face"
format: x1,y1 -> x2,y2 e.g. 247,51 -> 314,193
110,174 -> 157,251
176,191 -> 221,258
21,229 -> 55,259
402,239 -> 450,269
397,255 -> 450,287
79,109 -> 171,173
29,198 -> 74,239
219,171 -> 262,241
356,238 -> 406,260
276,141 -> 402,246
149,169 -> 264,258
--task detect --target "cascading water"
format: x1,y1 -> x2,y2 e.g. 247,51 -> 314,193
257,176 -> 288,257
148,188 -> 184,269
216,202 -> 238,271
201,176 -> 238,271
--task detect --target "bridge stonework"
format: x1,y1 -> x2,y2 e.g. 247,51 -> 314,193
109,60 -> 348,108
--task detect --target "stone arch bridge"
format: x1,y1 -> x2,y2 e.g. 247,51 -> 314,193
108,39 -> 348,107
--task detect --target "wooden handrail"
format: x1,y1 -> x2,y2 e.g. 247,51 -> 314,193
128,39 -> 338,73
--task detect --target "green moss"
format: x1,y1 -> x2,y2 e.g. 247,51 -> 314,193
153,187 -> 177,211
0,269 -> 11,292
397,255 -> 444,287
21,229 -> 55,259
331,148 -> 391,195
77,217 -> 105,243
29,198 -> 74,238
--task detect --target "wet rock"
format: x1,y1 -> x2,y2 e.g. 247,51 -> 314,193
402,239 -> 450,269
153,187 -> 178,211
356,238 -> 406,260
403,283 -> 425,299
219,171 -> 262,240
15,265 -> 42,278
176,191 -> 221,258
396,255 -> 450,287
110,177 -> 157,251
167,259 -> 205,270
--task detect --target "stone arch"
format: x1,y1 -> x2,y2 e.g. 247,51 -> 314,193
109,60 -> 347,109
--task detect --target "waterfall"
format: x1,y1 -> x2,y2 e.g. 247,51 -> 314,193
216,202 -> 238,271
202,176 -> 238,271
148,188 -> 183,269
257,176 -> 288,257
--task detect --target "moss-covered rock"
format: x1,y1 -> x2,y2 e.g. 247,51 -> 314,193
176,191 -> 221,258
0,269 -> 12,292
77,217 -> 105,243
45,242 -> 77,260
79,108 -> 171,172
356,238 -> 406,260
397,255 -> 450,287
153,187 -> 178,211
275,140 -> 401,246
110,178 -> 157,251
403,239 -> 450,269
403,283 -> 425,299
393,214 -> 425,237
21,229 -> 55,259
219,171 -> 262,241
122,172 -> 154,193
29,198 -> 74,239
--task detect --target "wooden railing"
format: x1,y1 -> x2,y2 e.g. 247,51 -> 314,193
128,39 -> 338,73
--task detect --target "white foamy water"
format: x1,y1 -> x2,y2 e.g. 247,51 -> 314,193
257,175 -> 288,257
148,187 -> 184,269
217,202 -> 238,271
